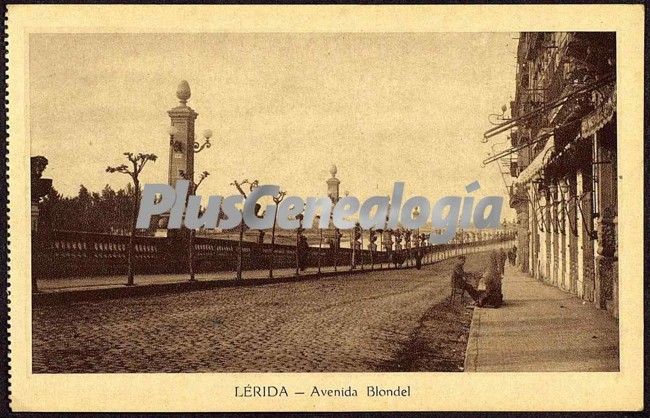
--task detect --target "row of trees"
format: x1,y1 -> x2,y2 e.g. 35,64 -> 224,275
36,152 -> 291,285
39,151 -> 509,287
38,183 -> 140,234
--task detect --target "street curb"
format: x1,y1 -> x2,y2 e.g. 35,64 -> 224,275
32,264 -> 423,306
463,306 -> 482,372
33,248 -> 501,306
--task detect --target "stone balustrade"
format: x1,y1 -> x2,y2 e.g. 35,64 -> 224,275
32,229 -> 516,278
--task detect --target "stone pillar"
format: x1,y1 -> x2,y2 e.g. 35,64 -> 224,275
595,207 -> 615,309
576,170 -> 585,298
537,200 -> 544,281
544,196 -> 552,283
168,80 -> 198,186
161,81 -> 198,239
567,173 -> 579,294
326,165 -> 340,202
593,128 -> 618,316
516,199 -> 529,273
551,190 -> 559,286
580,188 -> 595,302
528,189 -> 536,279
559,195 -> 567,291
610,215 -> 618,318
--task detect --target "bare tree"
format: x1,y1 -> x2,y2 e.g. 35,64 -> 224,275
231,179 -> 259,280
180,170 -> 209,282
295,213 -> 305,276
268,190 -> 286,279
106,152 -> 157,286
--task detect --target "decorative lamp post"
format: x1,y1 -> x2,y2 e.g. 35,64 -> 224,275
334,228 -> 342,271
327,165 -> 342,249
359,223 -> 365,270
412,206 -> 420,235
194,129 -> 212,153
180,170 -> 209,282
349,222 -> 355,270
269,190 -> 286,279
377,229 -> 384,268
394,230 -> 402,251
296,213 -> 304,276
352,222 -> 362,270
168,124 -> 180,150
368,228 -> 377,270
404,229 -> 412,266
231,179 -> 259,281
315,215 -> 323,275
487,104 -> 510,127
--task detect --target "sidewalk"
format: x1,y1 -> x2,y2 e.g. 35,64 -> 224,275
37,242 -> 511,293
37,265 -> 341,293
34,244 -> 507,305
34,260 -> 415,305
464,264 -> 619,372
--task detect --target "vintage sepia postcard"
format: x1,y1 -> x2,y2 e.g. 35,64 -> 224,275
6,4 -> 645,412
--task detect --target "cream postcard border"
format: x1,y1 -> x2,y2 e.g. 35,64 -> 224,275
7,5 -> 645,412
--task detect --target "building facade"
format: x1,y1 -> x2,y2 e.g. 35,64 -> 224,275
508,32 -> 618,317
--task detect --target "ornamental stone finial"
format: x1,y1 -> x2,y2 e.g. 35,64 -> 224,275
329,164 -> 337,178
176,80 -> 191,105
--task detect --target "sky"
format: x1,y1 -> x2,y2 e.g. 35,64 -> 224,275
30,32 -> 518,218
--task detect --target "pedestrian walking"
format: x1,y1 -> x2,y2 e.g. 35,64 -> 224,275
509,245 -> 517,266
499,247 -> 507,275
415,248 -> 422,270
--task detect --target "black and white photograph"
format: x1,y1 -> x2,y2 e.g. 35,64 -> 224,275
28,30 -> 619,374
6,4 -> 644,413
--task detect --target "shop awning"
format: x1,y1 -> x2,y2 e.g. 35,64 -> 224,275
581,88 -> 616,138
514,135 -> 555,185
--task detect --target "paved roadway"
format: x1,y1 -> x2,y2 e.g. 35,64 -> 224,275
32,253 -> 489,373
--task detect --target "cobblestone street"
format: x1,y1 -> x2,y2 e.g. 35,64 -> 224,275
32,253 -> 489,373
